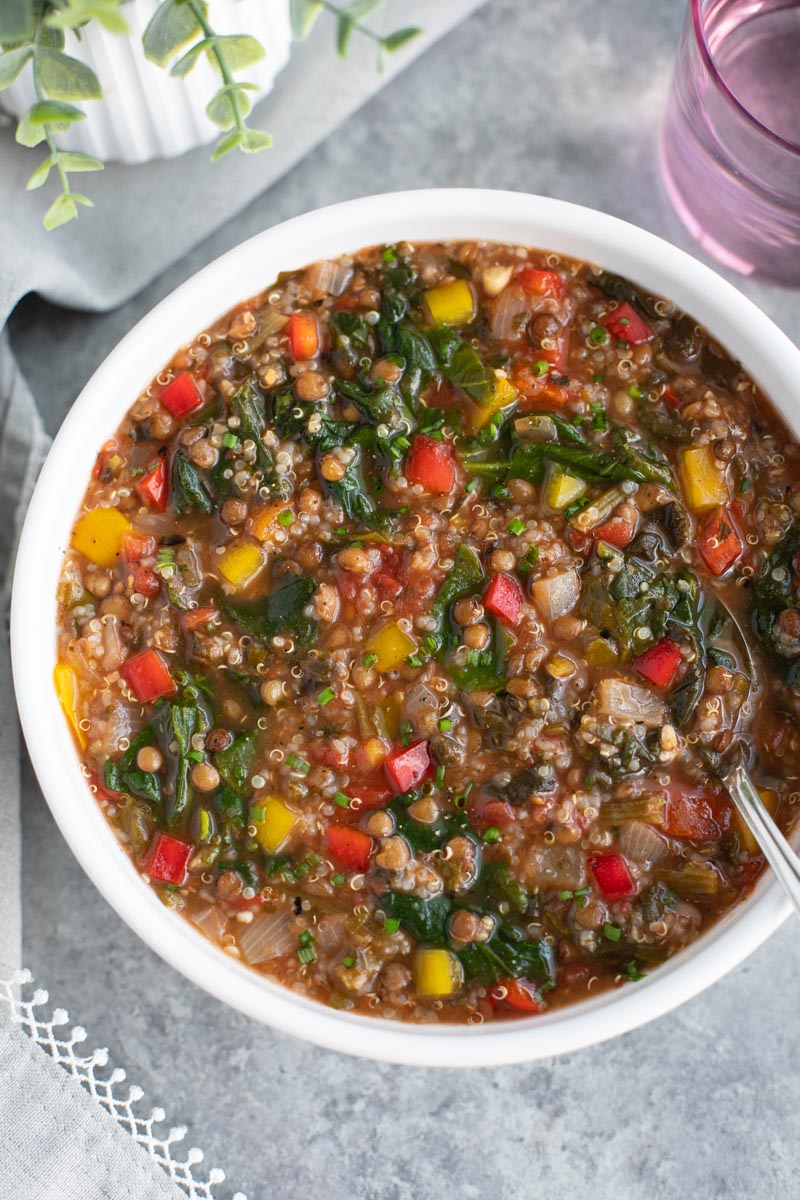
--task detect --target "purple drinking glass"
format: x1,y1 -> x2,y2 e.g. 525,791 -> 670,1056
661,0 -> 800,285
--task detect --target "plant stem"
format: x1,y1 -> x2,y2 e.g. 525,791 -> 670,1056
318,0 -> 384,43
32,7 -> 70,198
186,0 -> 246,138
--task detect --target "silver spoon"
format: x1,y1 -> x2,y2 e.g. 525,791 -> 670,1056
703,600 -> 800,912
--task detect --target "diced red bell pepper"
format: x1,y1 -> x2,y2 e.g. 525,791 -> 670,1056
160,372 -> 203,419
593,514 -> 635,549
600,302 -> 652,345
325,824 -> 373,873
121,649 -> 177,704
589,853 -> 636,901
92,439 -> 119,481
135,459 -> 168,512
633,637 -> 682,689
384,739 -> 432,794
180,606 -> 220,632
698,506 -> 742,576
148,832 -> 193,885
132,566 -> 161,597
662,784 -> 730,842
663,388 -> 683,410
484,573 -> 524,626
405,434 -> 457,495
517,267 -> 564,298
288,310 -> 319,360
490,978 -> 543,1013
123,532 -> 157,564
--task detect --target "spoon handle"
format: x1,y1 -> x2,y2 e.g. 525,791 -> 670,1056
727,760 -> 800,915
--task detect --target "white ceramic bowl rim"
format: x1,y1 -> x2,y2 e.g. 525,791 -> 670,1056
12,189 -> 800,1067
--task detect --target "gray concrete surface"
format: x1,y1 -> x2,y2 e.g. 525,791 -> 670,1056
10,2 -> 800,1198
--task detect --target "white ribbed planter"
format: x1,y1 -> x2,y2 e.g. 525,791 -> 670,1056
3,0 -> 292,163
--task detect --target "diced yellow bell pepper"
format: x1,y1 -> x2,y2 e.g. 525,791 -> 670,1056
414,948 -> 463,997
679,445 -> 729,513
545,467 -> 587,511
53,662 -> 87,750
545,652 -> 576,679
366,621 -> 417,672
360,737 -> 388,769
254,797 -> 297,853
735,787 -> 778,856
71,507 -> 131,568
585,637 -> 619,668
218,540 -> 265,590
469,375 -> 518,433
249,503 -> 288,542
424,279 -> 476,327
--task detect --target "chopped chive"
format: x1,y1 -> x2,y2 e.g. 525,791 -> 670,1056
250,804 -> 266,823
435,763 -> 446,788
627,383 -> 643,399
589,326 -> 607,345
286,753 -> 310,776
626,960 -> 645,982
563,496 -> 590,520
342,955 -> 356,968
558,889 -> 573,901
334,791 -> 351,808
333,526 -> 348,535
483,826 -> 501,844
508,517 -> 525,536
590,401 -> 607,431
400,720 -> 413,747
363,653 -> 378,669
297,930 -> 317,965
465,479 -> 479,494
406,654 -> 422,668
383,917 -> 401,933
618,316 -> 630,326
574,886 -> 590,908
422,635 -> 437,654
382,246 -> 397,263
221,431 -> 239,449
592,373 -> 605,383
278,509 -> 294,527
438,718 -> 452,732
518,547 -> 540,574
331,872 -> 345,887
616,339 -> 627,349
604,923 -> 622,942
739,476 -> 751,493
317,686 -> 335,706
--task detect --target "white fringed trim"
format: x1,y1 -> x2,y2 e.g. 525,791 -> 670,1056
1,970 -> 246,1200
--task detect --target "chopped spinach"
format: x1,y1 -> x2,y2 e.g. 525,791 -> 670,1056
171,452 -> 213,516
104,726 -> 162,807
216,733 -> 258,795
225,575 -> 318,647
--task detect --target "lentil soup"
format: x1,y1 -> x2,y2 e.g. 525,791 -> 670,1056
55,240 -> 800,1024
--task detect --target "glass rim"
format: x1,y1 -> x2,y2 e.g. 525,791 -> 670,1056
691,0 -> 800,155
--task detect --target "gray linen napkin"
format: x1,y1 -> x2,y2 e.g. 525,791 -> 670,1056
0,5 -> 484,1196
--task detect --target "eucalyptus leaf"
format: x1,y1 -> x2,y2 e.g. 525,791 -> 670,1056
38,48 -> 101,100
211,129 -> 243,161
0,47 -> 31,89
381,26 -> 422,51
0,0 -> 36,44
344,0 -> 383,19
289,0 -> 323,40
26,155 -> 55,190
46,0 -> 129,35
205,82 -> 255,129
238,128 -> 273,154
58,150 -> 103,172
336,15 -> 354,57
169,38 -> 208,77
206,34 -> 265,74
16,100 -> 86,147
43,192 -> 81,231
143,0 -> 204,67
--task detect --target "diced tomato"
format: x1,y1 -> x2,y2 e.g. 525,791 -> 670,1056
600,302 -> 652,345
334,293 -> 359,311
517,267 -> 563,298
148,833 -> 193,885
698,506 -> 742,576
405,434 -> 457,495
132,566 -> 161,597
484,573 -> 524,626
180,606 -> 220,632
567,528 -> 593,555
160,372 -> 203,419
593,513 -> 636,550
288,311 -> 319,360
309,738 -> 350,771
511,361 -> 574,406
384,740 -> 432,793
92,439 -> 119,481
471,795 -> 516,829
490,978 -> 543,1013
350,783 -> 392,812
662,784 -> 731,842
123,532 -> 157,564
663,388 -> 683,410
135,459 -> 168,512
374,571 -> 404,599
589,853 -> 636,901
325,825 -> 372,873
633,637 -> 682,689
121,649 -> 176,703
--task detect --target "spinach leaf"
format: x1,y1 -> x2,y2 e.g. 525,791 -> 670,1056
104,726 -> 162,807
172,452 -> 213,516
669,660 -> 705,730
447,617 -> 511,693
635,394 -> 691,445
216,733 -> 258,795
213,785 -> 246,824
225,575 -> 317,647
230,378 -> 272,472
426,544 -> 484,657
324,442 -> 391,531
478,861 -> 528,915
389,795 -> 470,853
163,694 -> 211,828
330,310 -> 373,367
751,523 -> 800,679
508,442 -> 673,489
457,922 -> 556,986
442,341 -> 492,406
381,893 -> 451,945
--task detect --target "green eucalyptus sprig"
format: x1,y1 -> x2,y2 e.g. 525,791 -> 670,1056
0,0 -> 420,231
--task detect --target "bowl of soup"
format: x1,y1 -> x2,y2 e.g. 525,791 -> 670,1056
12,189 -> 800,1064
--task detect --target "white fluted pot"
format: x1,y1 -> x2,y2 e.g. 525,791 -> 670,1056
3,0 -> 292,163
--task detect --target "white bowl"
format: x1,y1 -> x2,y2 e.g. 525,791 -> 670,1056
12,189 -> 800,1066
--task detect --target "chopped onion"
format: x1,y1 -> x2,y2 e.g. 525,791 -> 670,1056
531,567 -> 581,620
594,677 -> 666,726
305,259 -> 353,298
192,905 -> 228,942
490,283 -> 529,341
619,820 -> 668,864
258,307 -> 289,337
239,909 -> 295,964
526,844 -> 585,891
